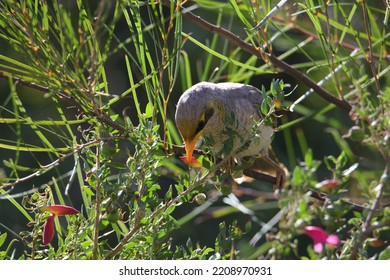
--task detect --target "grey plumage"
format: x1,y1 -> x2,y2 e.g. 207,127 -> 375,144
175,82 -> 274,159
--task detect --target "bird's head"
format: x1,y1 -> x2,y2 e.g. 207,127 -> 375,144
175,90 -> 217,163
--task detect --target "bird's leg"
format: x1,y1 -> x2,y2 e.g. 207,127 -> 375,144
261,155 -> 286,192
249,153 -> 287,192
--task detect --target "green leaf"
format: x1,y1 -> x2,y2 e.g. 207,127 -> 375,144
83,186 -> 95,197
261,99 -> 269,116
165,205 -> 176,215
144,102 -> 154,119
182,32 -> 271,73
379,246 -> 390,260
165,186 -> 173,201
304,149 -> 313,166
227,0 -> 252,29
0,232 -> 7,247
292,166 -> 302,185
222,138 -> 233,156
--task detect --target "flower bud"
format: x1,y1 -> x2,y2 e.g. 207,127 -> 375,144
195,193 -> 207,205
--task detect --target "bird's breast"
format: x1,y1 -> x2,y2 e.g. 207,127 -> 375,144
202,105 -> 273,159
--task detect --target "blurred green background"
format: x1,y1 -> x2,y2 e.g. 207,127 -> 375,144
0,0 -> 389,259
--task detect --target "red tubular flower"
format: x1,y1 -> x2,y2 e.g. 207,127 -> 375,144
42,214 -> 55,245
41,205 -> 80,216
179,155 -> 202,168
41,204 -> 79,245
304,226 -> 339,253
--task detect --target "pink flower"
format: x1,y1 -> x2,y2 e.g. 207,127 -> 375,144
304,226 -> 339,253
41,205 -> 79,245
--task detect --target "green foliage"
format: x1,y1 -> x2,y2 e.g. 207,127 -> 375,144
0,0 -> 389,260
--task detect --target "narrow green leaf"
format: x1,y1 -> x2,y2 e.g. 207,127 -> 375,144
0,232 -> 6,247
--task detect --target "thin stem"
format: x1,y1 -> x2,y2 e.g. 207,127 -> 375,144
349,165 -> 388,259
324,1 -> 342,98
361,0 -> 380,91
92,137 -> 102,259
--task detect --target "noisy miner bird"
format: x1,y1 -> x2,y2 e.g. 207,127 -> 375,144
175,82 -> 285,188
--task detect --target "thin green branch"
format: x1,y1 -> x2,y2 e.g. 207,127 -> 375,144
93,138 -> 102,260
361,0 -> 380,91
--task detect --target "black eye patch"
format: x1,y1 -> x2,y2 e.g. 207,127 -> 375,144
195,120 -> 206,134
195,106 -> 214,135
204,106 -> 214,123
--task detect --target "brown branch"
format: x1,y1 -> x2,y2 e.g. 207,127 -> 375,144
174,4 -> 352,112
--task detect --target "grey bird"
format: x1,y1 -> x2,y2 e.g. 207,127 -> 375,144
175,81 -> 271,159
175,82 -> 285,186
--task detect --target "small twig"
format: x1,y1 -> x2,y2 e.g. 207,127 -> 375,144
93,138 -> 102,260
323,1 -> 342,99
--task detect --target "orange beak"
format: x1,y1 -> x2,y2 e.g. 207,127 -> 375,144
179,136 -> 202,168
184,138 -> 197,163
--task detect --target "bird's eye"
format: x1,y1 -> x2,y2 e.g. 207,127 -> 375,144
204,106 -> 214,124
195,106 -> 214,134
194,105 -> 215,135
195,120 -> 206,134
